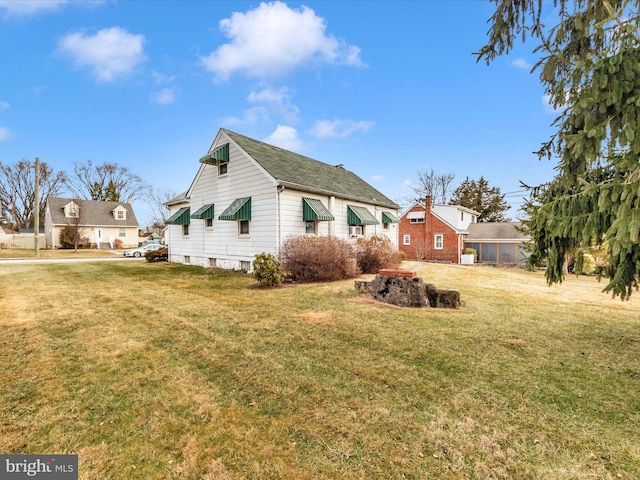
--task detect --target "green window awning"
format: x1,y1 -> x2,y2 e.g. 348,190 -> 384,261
219,197 -> 251,221
347,205 -> 379,225
166,207 -> 190,225
382,211 -> 399,224
199,143 -> 229,164
191,204 -> 215,219
302,197 -> 334,222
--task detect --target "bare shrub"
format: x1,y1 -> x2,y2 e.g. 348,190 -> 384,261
280,236 -> 358,282
355,235 -> 402,274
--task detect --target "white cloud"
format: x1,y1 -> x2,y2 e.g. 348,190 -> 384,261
222,106 -> 270,126
0,0 -> 103,18
57,27 -> 146,82
247,86 -> 299,122
511,57 -> 532,70
151,69 -> 175,84
309,119 -> 374,139
200,1 -> 364,80
265,125 -> 305,151
0,126 -> 11,142
151,88 -> 175,105
0,100 -> 8,110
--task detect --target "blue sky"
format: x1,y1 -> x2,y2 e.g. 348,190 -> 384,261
0,0 -> 560,227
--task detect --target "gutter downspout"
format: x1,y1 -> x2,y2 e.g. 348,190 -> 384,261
277,185 -> 284,255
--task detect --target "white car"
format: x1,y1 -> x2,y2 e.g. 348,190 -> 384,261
123,244 -> 164,257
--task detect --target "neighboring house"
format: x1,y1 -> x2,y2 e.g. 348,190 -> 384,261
45,197 -> 140,249
464,222 -> 531,266
399,196 -> 479,263
165,128 -> 400,270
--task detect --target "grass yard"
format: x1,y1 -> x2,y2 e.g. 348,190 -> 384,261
1,260 -> 639,479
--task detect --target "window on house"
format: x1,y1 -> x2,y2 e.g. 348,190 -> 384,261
205,218 -> 213,228
240,261 -> 251,272
218,160 -> 228,176
410,218 -> 425,224
184,256 -> 191,264
119,228 -> 126,237
209,258 -> 217,267
66,205 -> 79,218
182,224 -> 189,236
434,234 -> 443,249
349,225 -> 363,237
239,220 -> 250,235
461,212 -> 464,221
403,234 -> 411,245
305,220 -> 317,235
117,210 -> 125,220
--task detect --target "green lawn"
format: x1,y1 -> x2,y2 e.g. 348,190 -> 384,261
1,260 -> 638,479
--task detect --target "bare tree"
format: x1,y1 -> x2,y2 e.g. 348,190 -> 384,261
65,160 -> 149,202
408,168 -> 455,204
146,187 -> 177,227
0,159 -> 66,229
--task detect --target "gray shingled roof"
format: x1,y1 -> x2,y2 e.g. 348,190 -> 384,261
47,197 -> 139,227
223,129 -> 399,209
465,222 -> 529,241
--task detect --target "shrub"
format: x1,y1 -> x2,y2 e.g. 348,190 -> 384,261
114,239 -> 123,249
252,252 -> 287,287
355,235 -> 402,274
574,251 -> 596,275
280,236 -> 358,282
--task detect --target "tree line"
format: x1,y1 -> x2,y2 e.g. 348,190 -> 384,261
0,159 -> 173,230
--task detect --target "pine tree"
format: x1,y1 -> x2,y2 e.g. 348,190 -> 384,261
477,0 -> 640,299
449,176 -> 510,222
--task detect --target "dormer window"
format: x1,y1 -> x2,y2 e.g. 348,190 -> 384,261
113,206 -> 127,221
64,202 -> 79,218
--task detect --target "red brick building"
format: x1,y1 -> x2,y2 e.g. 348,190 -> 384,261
399,196 -> 479,263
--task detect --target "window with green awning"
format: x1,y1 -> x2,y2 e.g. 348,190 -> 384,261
166,207 -> 190,225
199,143 -> 229,164
191,204 -> 215,219
381,211 -> 399,224
347,205 -> 379,225
302,198 -> 334,221
219,197 -> 251,221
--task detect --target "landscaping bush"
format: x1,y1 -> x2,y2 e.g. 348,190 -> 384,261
574,251 -> 596,275
355,235 -> 402,274
280,235 -> 358,282
252,252 -> 287,287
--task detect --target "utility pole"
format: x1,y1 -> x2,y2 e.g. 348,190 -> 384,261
34,157 -> 40,257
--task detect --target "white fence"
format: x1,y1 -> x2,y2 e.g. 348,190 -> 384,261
0,234 -> 42,250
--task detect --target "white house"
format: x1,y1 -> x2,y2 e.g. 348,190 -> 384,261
45,197 -> 140,249
165,128 -> 400,270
